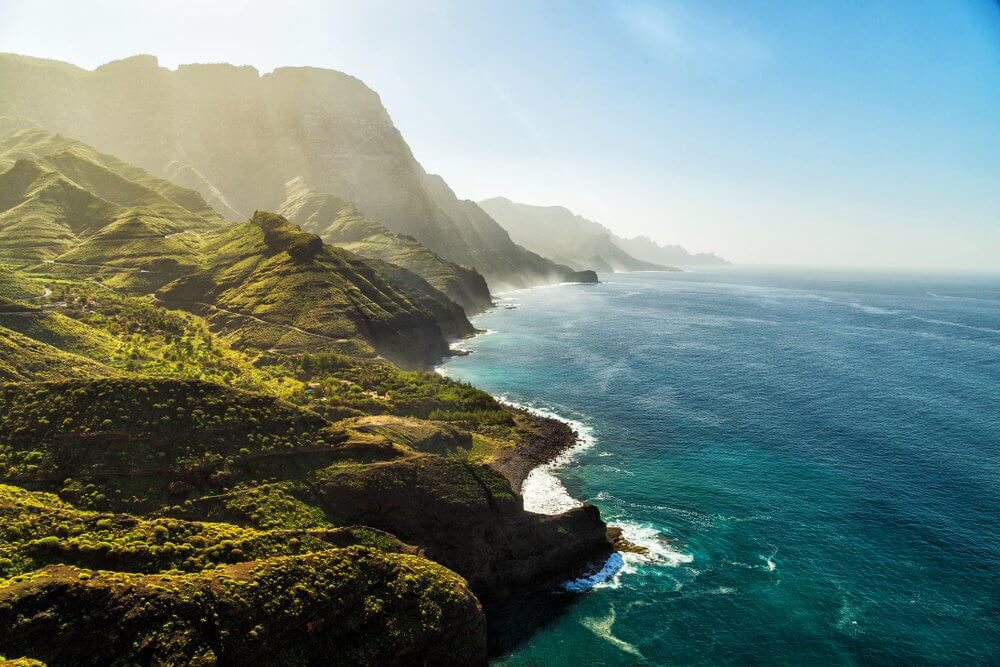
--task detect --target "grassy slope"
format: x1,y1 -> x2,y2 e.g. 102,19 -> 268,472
0,327 -> 112,382
0,271 -> 44,300
0,129 -> 223,264
0,128 -> 222,222
280,179 -> 493,313
157,211 -> 471,368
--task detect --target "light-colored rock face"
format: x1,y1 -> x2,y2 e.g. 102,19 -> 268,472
0,53 -> 589,288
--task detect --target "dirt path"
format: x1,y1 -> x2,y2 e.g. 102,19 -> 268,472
162,299 -> 354,345
45,259 -> 148,273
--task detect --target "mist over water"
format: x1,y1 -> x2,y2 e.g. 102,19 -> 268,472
441,267 -> 1000,665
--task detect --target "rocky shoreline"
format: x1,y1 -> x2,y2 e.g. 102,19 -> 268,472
490,407 -> 646,559
489,406 -> 581,494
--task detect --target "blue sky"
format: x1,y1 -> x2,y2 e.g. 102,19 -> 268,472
1,0 -> 998,268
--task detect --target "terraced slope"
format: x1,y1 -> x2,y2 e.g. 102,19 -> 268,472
156,212 -> 474,368
280,179 -> 493,314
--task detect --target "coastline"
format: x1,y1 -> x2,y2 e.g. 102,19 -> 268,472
439,285 -> 693,590
441,325 -> 640,583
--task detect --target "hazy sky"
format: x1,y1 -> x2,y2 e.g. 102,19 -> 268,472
2,1 -> 998,268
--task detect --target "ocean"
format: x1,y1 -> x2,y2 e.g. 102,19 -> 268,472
438,267 -> 1000,666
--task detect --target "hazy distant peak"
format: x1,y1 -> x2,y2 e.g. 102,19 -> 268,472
176,62 -> 261,80
479,196 -> 729,269
94,54 -> 161,73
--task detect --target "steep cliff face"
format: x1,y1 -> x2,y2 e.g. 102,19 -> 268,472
0,53 -> 594,288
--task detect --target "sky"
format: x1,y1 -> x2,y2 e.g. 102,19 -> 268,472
1,0 -> 998,269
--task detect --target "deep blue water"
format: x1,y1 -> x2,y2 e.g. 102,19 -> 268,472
439,267 -> 1000,666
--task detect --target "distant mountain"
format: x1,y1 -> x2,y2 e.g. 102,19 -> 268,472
279,178 -> 493,314
613,235 -> 729,267
479,197 -> 676,272
0,53 -> 594,290
479,197 -> 729,270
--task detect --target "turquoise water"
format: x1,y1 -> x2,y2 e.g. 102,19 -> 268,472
439,268 -> 1000,666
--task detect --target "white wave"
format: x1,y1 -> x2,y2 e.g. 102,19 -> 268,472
615,521 -> 694,569
564,552 -> 625,592
581,606 -> 644,659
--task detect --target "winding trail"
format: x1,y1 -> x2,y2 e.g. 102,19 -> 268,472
160,299 -> 355,345
45,259 -> 149,273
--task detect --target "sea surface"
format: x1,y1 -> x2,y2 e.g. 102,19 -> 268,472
438,267 -> 1000,666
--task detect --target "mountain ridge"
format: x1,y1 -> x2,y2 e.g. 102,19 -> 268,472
0,52 -> 597,290
479,196 -> 729,270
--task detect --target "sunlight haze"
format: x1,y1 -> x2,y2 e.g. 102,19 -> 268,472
2,0 -> 997,269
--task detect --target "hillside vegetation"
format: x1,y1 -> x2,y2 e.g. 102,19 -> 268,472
0,69 -> 619,664
0,129 -> 479,369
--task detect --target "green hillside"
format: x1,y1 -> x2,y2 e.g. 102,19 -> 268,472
280,179 -> 493,313
0,131 -> 477,367
0,481 -> 486,664
0,128 -> 223,266
0,53 -> 599,289
157,211 -> 473,368
0,106 -> 615,663
0,128 -> 222,222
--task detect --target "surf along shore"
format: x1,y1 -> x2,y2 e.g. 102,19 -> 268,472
437,297 -> 656,655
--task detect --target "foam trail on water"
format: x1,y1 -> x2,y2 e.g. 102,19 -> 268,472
581,606 -> 644,659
